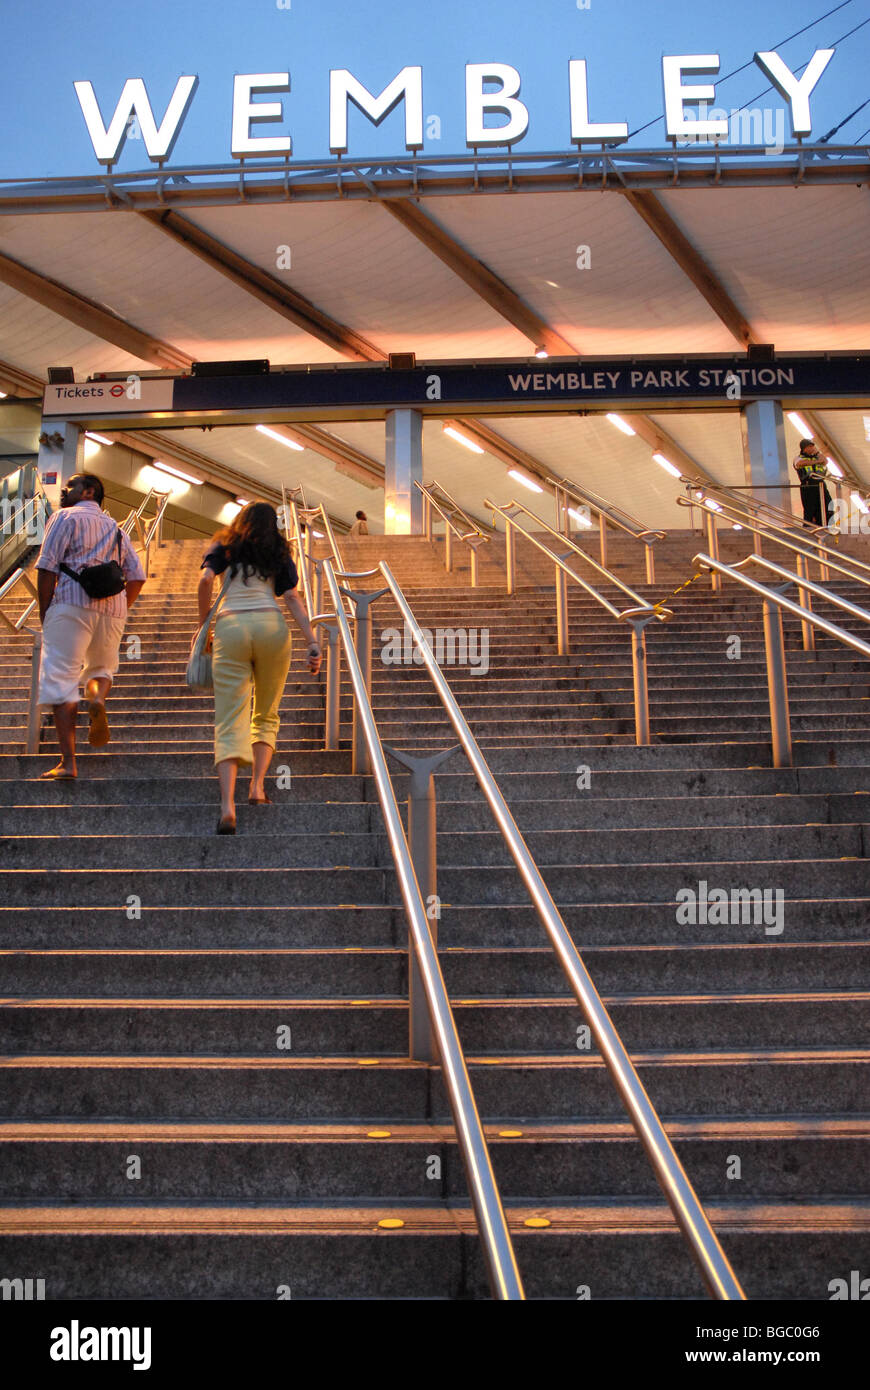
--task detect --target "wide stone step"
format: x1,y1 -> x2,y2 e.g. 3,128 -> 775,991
1,859 -> 867,906
4,942 -> 870,996
1,896 -> 865,949
1,1118 -> 866,1202
0,1051 -> 866,1119
2,821 -> 865,871
2,993 -> 867,1054
4,791 -> 865,835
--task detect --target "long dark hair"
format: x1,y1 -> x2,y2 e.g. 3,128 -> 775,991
212,501 -> 290,581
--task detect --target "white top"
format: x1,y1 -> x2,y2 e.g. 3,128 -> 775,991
219,570 -> 282,615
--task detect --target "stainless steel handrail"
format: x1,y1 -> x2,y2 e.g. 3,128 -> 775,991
683,476 -> 834,543
699,554 -> 870,660
281,486 -> 314,617
120,486 -> 171,577
693,551 -> 870,768
487,498 -> 672,745
120,487 -> 158,536
0,566 -> 43,754
486,497 -> 655,610
377,559 -> 745,1301
745,553 -> 870,629
678,495 -> 870,590
547,474 -> 666,582
416,480 -> 490,585
320,557 -> 525,1301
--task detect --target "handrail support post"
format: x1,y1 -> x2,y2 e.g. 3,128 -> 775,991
762,589 -> 793,768
26,631 -> 43,756
626,614 -> 654,746
339,586 -> 389,774
384,744 -> 460,1061
704,509 -> 721,591
794,552 -> 815,652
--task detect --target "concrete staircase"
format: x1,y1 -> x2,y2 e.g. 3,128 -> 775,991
0,532 -> 868,1299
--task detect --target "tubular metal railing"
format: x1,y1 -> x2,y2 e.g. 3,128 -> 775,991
416,480 -> 491,586
692,552 -> 870,768
318,556 -> 525,1301
677,493 -> 870,598
547,475 -> 666,584
0,463 -> 50,579
375,559 -> 745,1301
120,486 -> 171,578
682,476 -> 835,543
485,497 -> 672,745
0,567 -> 43,754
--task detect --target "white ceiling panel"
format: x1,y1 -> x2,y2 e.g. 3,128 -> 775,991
183,201 -> 531,358
0,281 -> 150,380
0,211 -> 345,365
420,191 -> 737,354
657,186 -> 870,351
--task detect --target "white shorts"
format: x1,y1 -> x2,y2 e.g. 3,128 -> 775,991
38,602 -> 127,708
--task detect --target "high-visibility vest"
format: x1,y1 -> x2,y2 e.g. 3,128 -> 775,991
795,455 -> 827,482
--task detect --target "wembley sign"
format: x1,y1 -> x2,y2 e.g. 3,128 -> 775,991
72,48 -> 836,165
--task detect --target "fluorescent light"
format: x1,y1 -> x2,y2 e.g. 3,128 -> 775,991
826,458 -> 843,479
508,468 -> 544,494
787,412 -> 811,435
312,529 -> 325,538
0,390 -> 7,399
220,501 -> 242,521
851,492 -> 869,515
568,507 -> 593,528
534,345 -> 549,359
152,460 -> 203,485
606,413 -> 635,436
85,431 -> 114,447
732,524 -> 743,531
652,452 -> 681,478
256,424 -> 304,451
443,425 -> 485,454
704,498 -> 723,512
83,437 -> 101,460
235,497 -> 249,506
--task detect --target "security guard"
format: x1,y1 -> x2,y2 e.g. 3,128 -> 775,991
793,439 -> 833,527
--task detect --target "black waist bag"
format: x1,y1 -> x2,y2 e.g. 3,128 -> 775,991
60,530 -> 126,599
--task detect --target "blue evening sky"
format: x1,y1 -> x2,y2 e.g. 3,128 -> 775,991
1,0 -> 868,179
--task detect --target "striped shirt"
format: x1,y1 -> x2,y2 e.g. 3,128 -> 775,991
36,501 -> 145,617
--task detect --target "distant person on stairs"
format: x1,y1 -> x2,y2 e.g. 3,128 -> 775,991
349,510 -> 369,536
34,473 -> 145,780
196,502 -> 322,834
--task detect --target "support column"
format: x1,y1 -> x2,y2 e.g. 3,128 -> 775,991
740,400 -> 791,516
37,419 -> 83,513
385,409 -> 423,535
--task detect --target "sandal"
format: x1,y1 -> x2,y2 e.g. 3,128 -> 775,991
39,765 -> 77,780
216,816 -> 237,835
248,794 -> 272,805
87,700 -> 110,748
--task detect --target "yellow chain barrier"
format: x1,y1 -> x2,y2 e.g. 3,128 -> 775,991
652,568 -> 707,613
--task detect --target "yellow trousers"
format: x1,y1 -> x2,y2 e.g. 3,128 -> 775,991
212,610 -> 292,766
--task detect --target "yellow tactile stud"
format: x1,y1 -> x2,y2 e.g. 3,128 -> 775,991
357,1058 -> 380,1066
498,1130 -> 523,1138
367,1130 -> 392,1139
378,1218 -> 405,1229
523,1217 -> 551,1228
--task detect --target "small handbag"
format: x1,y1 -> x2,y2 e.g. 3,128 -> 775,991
60,530 -> 126,599
186,574 -> 231,692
